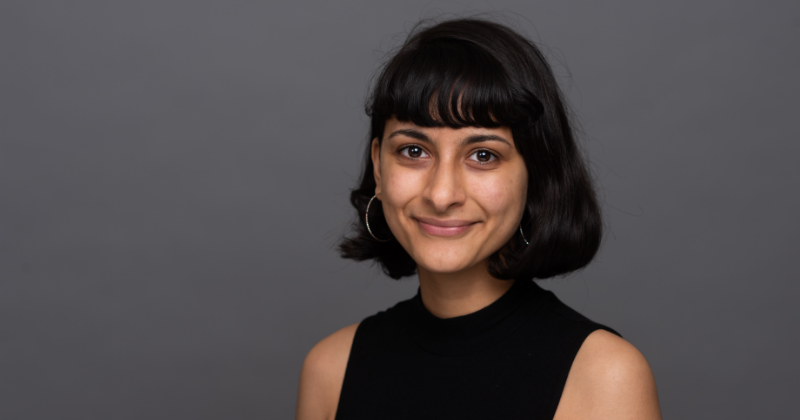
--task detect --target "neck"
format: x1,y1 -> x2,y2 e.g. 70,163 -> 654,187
416,262 -> 515,319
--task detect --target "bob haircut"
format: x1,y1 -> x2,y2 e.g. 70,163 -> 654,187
339,18 -> 602,281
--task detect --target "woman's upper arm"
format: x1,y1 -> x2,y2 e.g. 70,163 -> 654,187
554,329 -> 662,420
296,323 -> 359,420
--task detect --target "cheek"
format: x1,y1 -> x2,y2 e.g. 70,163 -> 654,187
380,166 -> 425,246
470,170 -> 527,217
382,167 -> 424,208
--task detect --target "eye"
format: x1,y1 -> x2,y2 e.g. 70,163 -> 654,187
399,145 -> 428,159
468,149 -> 497,164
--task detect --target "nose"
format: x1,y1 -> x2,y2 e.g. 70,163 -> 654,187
422,158 -> 466,213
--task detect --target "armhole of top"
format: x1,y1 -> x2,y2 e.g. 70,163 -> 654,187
547,325 -> 617,419
543,294 -> 621,419
332,318 -> 371,420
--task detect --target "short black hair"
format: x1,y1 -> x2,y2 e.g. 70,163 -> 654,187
339,18 -> 602,281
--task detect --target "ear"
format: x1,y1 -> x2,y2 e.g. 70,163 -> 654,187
371,138 -> 382,199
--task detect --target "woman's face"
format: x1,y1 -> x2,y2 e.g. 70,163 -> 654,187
372,117 -> 528,275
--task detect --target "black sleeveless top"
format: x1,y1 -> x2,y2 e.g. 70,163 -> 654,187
334,279 -> 619,420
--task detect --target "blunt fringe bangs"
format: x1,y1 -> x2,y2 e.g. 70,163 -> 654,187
339,18 -> 603,281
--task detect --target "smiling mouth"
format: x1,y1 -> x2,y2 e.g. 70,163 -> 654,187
415,217 -> 477,237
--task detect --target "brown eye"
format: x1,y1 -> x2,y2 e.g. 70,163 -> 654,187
400,145 -> 428,159
469,149 -> 497,164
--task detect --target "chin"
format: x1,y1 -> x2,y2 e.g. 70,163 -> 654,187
412,248 -> 481,274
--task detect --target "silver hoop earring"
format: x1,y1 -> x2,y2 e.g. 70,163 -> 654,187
366,195 -> 390,242
519,225 -> 529,245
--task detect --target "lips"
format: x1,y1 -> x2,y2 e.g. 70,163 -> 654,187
415,217 -> 477,237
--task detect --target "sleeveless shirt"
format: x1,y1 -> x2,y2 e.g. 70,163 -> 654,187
334,279 -> 619,420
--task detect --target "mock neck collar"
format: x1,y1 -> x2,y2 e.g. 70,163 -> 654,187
407,279 -> 544,357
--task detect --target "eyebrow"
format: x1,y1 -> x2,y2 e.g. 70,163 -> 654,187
388,129 -> 431,142
460,134 -> 511,147
387,129 -> 512,147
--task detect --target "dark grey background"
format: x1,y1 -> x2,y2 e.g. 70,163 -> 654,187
1,1 -> 797,419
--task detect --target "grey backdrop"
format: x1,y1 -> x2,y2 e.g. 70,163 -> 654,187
1,1 -> 798,419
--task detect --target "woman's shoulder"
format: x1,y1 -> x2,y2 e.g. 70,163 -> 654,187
302,323 -> 360,377
296,323 -> 360,420
553,330 -> 662,420
295,297 -> 416,419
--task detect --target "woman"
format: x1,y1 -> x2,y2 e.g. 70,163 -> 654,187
297,18 -> 661,420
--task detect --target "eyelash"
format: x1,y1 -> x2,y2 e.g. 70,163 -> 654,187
398,145 -> 430,159
397,145 -> 498,165
468,149 -> 498,165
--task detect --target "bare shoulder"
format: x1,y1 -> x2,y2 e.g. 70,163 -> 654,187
554,330 -> 662,420
296,323 -> 359,420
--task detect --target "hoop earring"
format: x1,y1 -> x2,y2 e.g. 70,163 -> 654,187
519,224 -> 529,245
366,195 -> 390,242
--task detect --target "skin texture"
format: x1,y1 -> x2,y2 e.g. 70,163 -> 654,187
296,118 -> 662,420
373,118 -> 527,318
